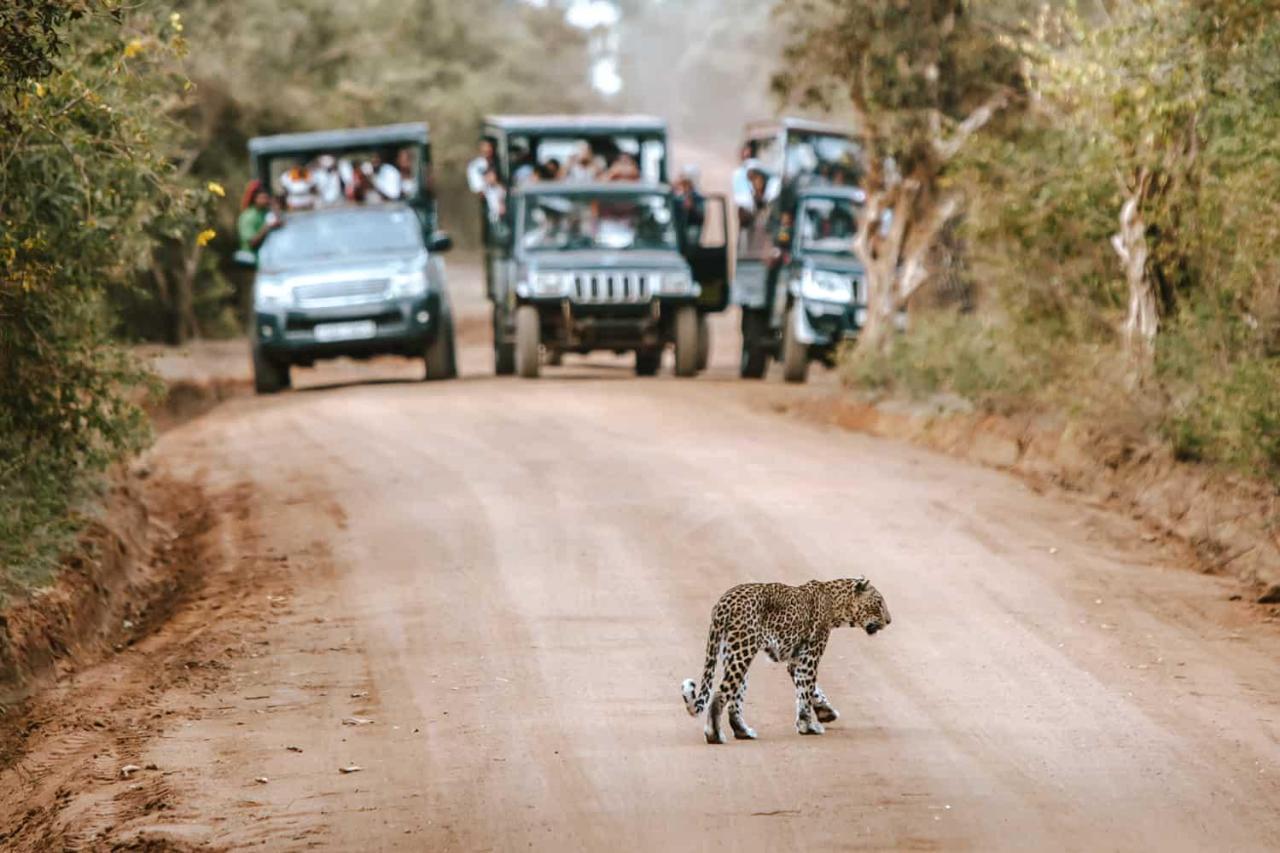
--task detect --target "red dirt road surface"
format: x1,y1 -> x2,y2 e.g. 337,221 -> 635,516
2,272 -> 1279,851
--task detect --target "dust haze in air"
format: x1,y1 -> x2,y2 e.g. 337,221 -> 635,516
609,0 -> 779,187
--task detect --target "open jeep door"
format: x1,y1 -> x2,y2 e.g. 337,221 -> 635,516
684,193 -> 730,314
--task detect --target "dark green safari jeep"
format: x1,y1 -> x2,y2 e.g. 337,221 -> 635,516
242,123 -> 455,393
731,117 -> 868,382
475,114 -> 729,377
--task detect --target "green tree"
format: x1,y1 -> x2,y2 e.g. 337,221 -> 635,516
946,0 -> 1280,478
0,4 -> 213,583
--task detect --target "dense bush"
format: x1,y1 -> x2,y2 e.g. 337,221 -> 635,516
0,5 -> 211,588
835,0 -> 1280,485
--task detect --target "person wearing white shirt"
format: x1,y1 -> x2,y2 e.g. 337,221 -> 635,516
481,166 -> 506,224
466,139 -> 495,195
566,141 -> 605,182
312,155 -> 344,206
280,165 -> 317,210
364,151 -> 402,203
731,144 -> 755,212
395,149 -> 419,200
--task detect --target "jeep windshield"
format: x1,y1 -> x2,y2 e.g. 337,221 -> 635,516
797,196 -> 860,256
259,207 -> 423,269
519,191 -> 678,253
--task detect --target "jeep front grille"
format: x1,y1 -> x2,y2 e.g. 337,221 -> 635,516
571,272 -> 652,304
294,279 -> 389,308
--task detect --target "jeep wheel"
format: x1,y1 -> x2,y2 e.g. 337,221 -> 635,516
695,312 -> 711,372
673,305 -> 699,378
425,313 -> 457,381
493,309 -> 515,376
515,304 -> 541,379
252,344 -> 289,395
739,309 -> 767,380
781,305 -> 809,384
634,348 -> 661,376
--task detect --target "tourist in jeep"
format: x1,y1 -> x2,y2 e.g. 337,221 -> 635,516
673,165 -> 706,245
603,151 -> 641,182
238,181 -> 281,259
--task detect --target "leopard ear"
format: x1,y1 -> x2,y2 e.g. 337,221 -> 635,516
853,577 -> 869,593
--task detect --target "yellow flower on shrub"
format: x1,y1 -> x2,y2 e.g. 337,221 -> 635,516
170,12 -> 184,32
124,39 -> 144,59
196,228 -> 216,247
206,181 -> 225,198
34,82 -> 46,98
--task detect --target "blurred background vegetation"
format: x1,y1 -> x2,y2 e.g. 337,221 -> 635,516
777,0 -> 1280,483
1,0 -> 1277,588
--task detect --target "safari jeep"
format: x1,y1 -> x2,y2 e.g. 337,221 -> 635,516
771,187 -> 868,382
506,182 -> 727,378
242,123 -> 456,393
732,117 -> 865,382
478,115 -> 729,374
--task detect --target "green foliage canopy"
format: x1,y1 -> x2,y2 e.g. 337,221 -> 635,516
0,4 -> 214,584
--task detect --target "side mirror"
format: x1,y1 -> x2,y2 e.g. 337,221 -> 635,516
428,232 -> 453,253
233,249 -> 258,269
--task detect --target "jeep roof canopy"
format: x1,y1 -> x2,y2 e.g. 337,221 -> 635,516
247,122 -> 429,161
742,116 -> 854,139
483,114 -> 666,135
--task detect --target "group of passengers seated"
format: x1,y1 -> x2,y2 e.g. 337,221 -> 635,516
467,138 -> 647,223
277,148 -> 419,212
732,143 -> 862,230
235,147 -> 420,258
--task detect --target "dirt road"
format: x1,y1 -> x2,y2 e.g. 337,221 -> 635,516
3,266 -> 1279,851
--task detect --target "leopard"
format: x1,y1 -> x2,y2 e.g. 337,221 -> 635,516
681,577 -> 890,744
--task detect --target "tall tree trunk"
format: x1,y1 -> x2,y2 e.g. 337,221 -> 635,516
853,179 -> 959,355
853,189 -> 904,354
1110,171 -> 1156,364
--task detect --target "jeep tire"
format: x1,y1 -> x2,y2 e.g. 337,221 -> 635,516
634,348 -> 661,376
493,308 -> 515,376
515,304 -> 541,379
252,344 -> 290,395
739,308 -> 768,379
673,304 -> 699,378
782,304 -> 809,384
425,311 -> 457,381
695,312 -> 711,372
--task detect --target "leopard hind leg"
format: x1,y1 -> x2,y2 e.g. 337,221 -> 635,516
712,638 -> 758,744
728,670 -> 758,740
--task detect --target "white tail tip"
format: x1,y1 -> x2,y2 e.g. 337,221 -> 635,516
681,679 -> 698,716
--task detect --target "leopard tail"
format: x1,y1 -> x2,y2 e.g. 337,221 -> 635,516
682,620 -> 721,716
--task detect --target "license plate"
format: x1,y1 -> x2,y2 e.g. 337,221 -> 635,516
313,320 -> 376,342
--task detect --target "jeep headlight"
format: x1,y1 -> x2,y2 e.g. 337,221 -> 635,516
800,269 -> 854,303
655,270 -> 694,295
254,276 -> 290,309
389,265 -> 429,297
528,271 -> 571,297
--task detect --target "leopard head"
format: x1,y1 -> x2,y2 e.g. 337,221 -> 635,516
831,577 -> 891,636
